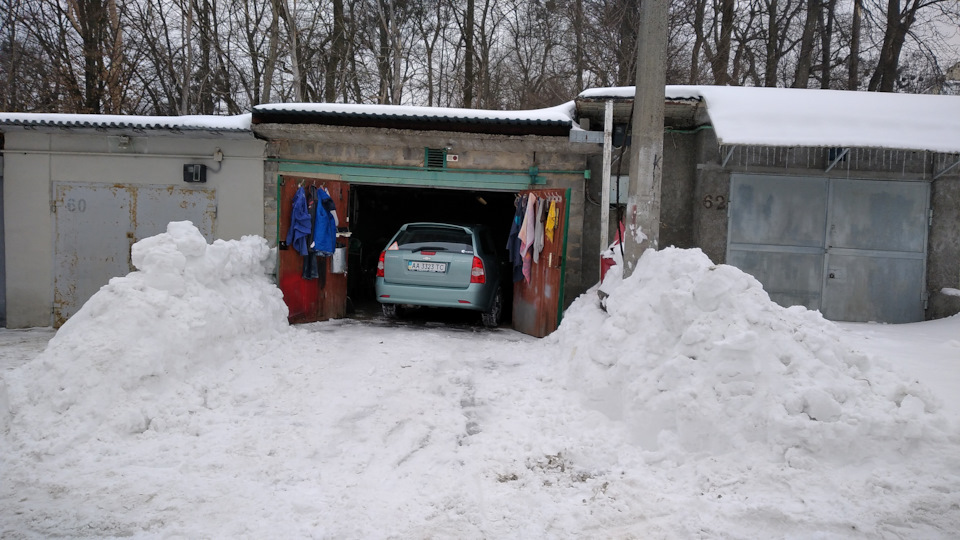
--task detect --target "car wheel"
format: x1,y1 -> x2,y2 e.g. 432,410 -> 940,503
382,303 -> 400,319
481,289 -> 502,328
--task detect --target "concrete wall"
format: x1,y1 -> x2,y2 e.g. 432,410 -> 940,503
928,175 -> 960,318
256,124 -> 593,308
2,131 -> 265,328
692,129 -> 729,265
581,131 -> 701,286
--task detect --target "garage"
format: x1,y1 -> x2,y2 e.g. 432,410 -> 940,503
254,103 -> 587,338
0,113 -> 265,328
275,172 -> 573,338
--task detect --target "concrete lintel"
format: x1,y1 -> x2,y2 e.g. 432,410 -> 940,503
254,123 -> 599,155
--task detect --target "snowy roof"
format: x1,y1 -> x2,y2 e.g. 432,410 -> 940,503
579,85 -> 960,154
0,112 -> 252,136
252,102 -> 576,136
4,87 -> 959,152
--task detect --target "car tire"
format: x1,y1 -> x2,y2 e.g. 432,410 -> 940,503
481,289 -> 502,328
382,303 -> 400,319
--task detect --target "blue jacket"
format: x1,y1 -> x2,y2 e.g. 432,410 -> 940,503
285,187 -> 312,255
313,189 -> 337,256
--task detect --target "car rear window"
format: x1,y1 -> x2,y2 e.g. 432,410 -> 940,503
395,226 -> 474,253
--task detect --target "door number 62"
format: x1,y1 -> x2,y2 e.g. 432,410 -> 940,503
702,195 -> 727,210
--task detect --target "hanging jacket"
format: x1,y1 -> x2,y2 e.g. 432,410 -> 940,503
506,196 -> 526,283
312,188 -> 338,256
286,187 -> 312,256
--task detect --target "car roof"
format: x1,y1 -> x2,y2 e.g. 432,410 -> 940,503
401,222 -> 479,232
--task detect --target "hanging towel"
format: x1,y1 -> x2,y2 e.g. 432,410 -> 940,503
533,197 -> 546,263
545,200 -> 558,242
286,186 -> 312,256
518,193 -> 537,255
518,193 -> 537,282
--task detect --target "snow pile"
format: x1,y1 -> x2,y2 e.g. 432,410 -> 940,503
1,221 -> 288,445
556,247 -> 950,466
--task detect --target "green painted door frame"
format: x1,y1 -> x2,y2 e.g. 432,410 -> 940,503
275,159 -> 587,191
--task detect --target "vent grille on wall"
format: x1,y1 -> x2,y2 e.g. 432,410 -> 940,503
425,148 -> 447,169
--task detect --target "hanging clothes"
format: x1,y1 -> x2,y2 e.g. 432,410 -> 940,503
533,197 -> 546,263
286,186 -> 312,256
545,200 -> 558,242
312,187 -> 338,256
301,187 -> 321,279
506,195 -> 526,283
518,193 -> 537,283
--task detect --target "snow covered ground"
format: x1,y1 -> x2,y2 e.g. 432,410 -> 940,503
1,222 -> 958,539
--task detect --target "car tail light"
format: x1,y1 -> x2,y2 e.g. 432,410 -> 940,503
470,256 -> 485,284
377,251 -> 385,277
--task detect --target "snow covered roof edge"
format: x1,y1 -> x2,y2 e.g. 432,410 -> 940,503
578,85 -> 960,154
0,113 -> 252,133
253,101 -> 576,124
252,101 -> 577,136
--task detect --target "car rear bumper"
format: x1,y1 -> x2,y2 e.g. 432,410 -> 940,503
375,279 -> 495,311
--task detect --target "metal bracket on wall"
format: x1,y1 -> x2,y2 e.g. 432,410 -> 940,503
933,156 -> 960,180
825,148 -> 849,172
720,146 -> 736,168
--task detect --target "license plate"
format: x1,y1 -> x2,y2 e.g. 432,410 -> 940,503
408,261 -> 447,273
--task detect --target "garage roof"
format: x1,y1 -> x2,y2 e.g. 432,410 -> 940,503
0,112 -> 252,136
252,102 -> 576,136
578,86 -> 960,154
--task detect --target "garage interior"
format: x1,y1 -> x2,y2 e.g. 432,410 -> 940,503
345,184 -> 519,322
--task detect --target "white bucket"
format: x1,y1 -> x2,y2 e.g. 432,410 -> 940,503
332,246 -> 347,274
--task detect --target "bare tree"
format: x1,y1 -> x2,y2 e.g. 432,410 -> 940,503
848,0 -> 862,89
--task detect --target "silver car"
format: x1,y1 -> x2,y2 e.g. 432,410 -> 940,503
375,222 -> 503,327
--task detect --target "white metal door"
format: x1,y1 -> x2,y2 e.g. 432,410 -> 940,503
821,178 -> 929,322
53,183 -> 216,326
727,174 -> 929,323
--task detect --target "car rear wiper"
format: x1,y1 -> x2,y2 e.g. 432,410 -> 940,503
413,246 -> 448,252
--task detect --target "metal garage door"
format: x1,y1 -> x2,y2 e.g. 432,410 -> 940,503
53,182 -> 216,326
727,174 -> 929,323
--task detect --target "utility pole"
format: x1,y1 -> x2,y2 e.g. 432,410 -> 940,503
622,0 -> 668,277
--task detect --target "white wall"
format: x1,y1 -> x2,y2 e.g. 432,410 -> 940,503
2,130 -> 265,328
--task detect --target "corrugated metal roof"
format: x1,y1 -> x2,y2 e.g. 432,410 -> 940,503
0,113 -> 252,135
252,103 -> 574,136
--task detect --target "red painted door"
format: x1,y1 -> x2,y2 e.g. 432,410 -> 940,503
277,176 -> 350,324
511,188 -> 569,338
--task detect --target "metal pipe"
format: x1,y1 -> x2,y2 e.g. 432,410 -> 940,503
600,100 -> 613,278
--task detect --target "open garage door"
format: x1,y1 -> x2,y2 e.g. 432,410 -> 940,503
347,185 -> 515,319
277,176 -> 350,324
344,184 -> 569,337
512,188 -> 570,338
278,179 -> 571,336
